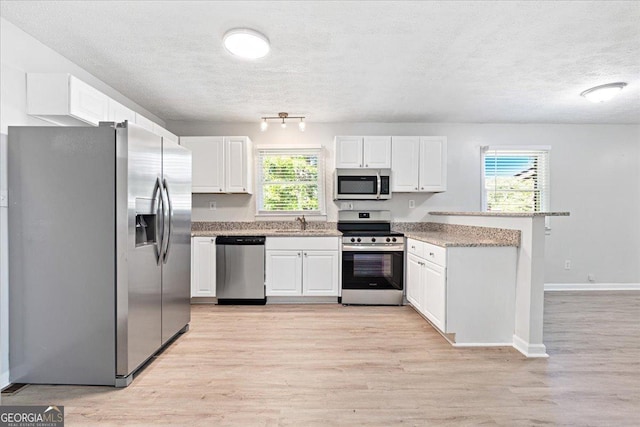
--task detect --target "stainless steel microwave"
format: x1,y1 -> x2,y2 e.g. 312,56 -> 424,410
334,169 -> 391,200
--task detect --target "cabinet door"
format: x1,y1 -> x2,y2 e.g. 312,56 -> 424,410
391,136 -> 420,191
69,76 -> 108,126
134,113 -> 155,133
302,251 -> 339,296
225,137 -> 249,193
419,136 -> 447,192
423,260 -> 446,331
363,136 -> 391,169
191,237 -> 216,297
107,99 -> 136,123
180,137 -> 225,193
406,253 -> 423,311
335,136 -> 364,168
266,251 -> 303,296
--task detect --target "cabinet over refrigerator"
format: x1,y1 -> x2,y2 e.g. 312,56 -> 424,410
8,121 -> 192,387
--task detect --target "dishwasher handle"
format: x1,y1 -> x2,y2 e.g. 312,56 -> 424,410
216,236 -> 266,245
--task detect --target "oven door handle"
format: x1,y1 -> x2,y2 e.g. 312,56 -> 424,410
342,245 -> 405,252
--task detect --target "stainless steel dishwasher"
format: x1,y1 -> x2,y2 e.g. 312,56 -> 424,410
216,236 -> 266,304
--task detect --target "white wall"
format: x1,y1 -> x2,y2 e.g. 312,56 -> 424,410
0,17 -> 166,389
167,120 -> 640,286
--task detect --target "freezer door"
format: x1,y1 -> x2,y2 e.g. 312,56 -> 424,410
116,122 -> 163,377
160,139 -> 192,344
8,126 -> 117,385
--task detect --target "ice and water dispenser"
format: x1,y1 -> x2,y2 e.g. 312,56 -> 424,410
135,197 -> 157,247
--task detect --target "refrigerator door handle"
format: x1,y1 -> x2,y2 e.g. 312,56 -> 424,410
161,178 -> 172,264
154,177 -> 164,265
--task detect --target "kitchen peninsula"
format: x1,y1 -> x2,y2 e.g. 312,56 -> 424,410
429,211 -> 570,357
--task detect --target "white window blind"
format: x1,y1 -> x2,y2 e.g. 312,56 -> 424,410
482,147 -> 550,213
256,148 -> 325,215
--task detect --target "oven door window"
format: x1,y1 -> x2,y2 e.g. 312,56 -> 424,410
342,251 -> 403,290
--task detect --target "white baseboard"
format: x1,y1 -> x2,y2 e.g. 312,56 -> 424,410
513,334 -> 548,358
545,283 -> 640,291
451,342 -> 513,348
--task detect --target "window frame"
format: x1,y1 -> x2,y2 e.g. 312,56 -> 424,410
255,146 -> 326,217
481,145 -> 551,215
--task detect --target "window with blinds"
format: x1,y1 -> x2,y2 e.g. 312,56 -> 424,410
256,148 -> 325,214
482,147 -> 550,213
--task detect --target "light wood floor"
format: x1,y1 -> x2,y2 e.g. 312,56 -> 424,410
2,292 -> 639,426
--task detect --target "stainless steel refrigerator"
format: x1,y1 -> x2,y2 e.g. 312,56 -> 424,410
8,122 -> 191,387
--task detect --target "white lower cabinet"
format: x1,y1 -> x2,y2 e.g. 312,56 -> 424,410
265,251 -> 303,296
422,260 -> 446,332
406,253 -> 424,312
266,238 -> 340,297
191,237 -> 216,298
406,238 -> 517,345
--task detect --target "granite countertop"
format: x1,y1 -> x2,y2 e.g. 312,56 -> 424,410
429,211 -> 570,217
192,229 -> 343,237
191,221 -> 520,247
401,230 -> 518,247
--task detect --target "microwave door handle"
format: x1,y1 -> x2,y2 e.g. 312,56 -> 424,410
376,172 -> 381,199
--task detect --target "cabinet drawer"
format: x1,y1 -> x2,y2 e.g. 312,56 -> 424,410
423,242 -> 446,267
266,237 -> 340,251
407,239 -> 424,258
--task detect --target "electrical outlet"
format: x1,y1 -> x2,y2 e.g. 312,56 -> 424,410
588,273 -> 596,282
564,260 -> 571,270
409,200 -> 415,209
209,201 -> 216,210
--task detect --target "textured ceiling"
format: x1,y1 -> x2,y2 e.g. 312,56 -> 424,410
1,1 -> 639,124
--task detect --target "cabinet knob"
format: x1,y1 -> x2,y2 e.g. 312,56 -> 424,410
365,164 -> 368,167
415,187 -> 418,190
421,187 -> 424,190
243,188 -> 246,191
429,252 -> 434,256
304,252 -> 308,257
219,188 -> 223,192
298,252 -> 301,257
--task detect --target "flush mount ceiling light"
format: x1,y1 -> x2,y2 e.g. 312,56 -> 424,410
223,28 -> 270,59
580,82 -> 627,103
260,112 -> 306,132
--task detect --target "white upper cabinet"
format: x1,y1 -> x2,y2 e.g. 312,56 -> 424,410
225,136 -> 251,193
153,123 -> 179,144
419,136 -> 447,192
335,136 -> 391,169
134,113 -> 155,132
335,136 -> 364,168
27,73 -> 109,126
363,136 -> 392,168
180,137 -> 225,193
391,136 -> 420,191
107,99 -> 136,123
391,136 -> 447,192
179,136 -> 252,194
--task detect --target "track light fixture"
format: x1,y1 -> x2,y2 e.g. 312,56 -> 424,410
260,112 -> 306,131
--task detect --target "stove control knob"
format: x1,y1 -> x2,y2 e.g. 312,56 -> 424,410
386,237 -> 391,242
356,238 -> 361,243
350,238 -> 356,243
392,237 -> 397,242
371,238 -> 376,242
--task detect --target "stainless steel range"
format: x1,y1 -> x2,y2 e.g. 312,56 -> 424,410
338,210 -> 404,305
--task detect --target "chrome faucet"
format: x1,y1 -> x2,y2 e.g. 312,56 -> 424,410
296,215 -> 307,231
